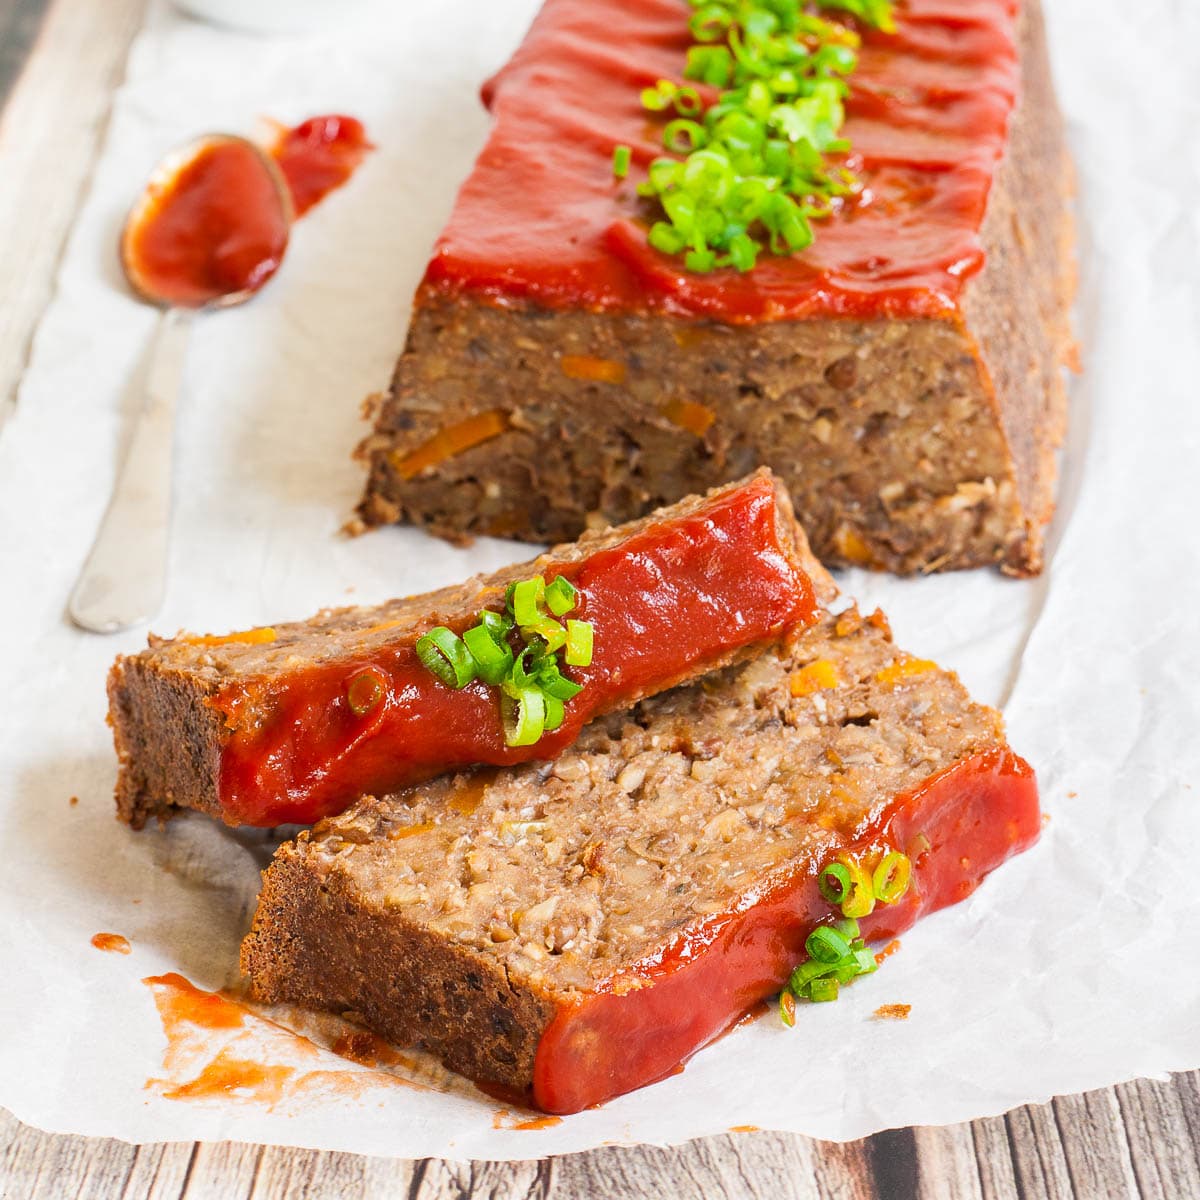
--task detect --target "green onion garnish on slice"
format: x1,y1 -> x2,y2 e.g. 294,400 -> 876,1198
872,851 -> 911,904
545,575 -> 577,617
463,624 -> 513,686
543,693 -> 565,733
414,572 -> 595,747
818,862 -> 851,906
808,978 -> 840,1003
346,667 -> 386,716
502,688 -> 546,747
523,616 -> 567,653
840,860 -> 875,919
538,667 -> 584,701
511,576 -> 546,627
565,620 -> 594,667
612,144 -> 632,179
779,989 -> 796,1027
479,608 -> 514,641
415,627 -> 476,690
805,925 -> 851,965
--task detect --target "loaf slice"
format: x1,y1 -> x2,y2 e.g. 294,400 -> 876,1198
242,599 -> 1040,1112
356,0 -> 1072,575
108,471 -> 819,829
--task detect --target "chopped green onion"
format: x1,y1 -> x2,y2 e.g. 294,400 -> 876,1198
872,850 -> 912,904
805,925 -> 851,965
779,989 -> 796,1027
808,977 -> 840,1003
789,960 -> 832,993
852,946 -> 878,974
545,576 -> 577,616
523,616 -> 567,653
511,576 -> 546,627
618,0 -> 893,274
818,862 -> 852,905
543,693 -> 565,732
840,860 -> 876,919
612,144 -> 632,179
539,669 -> 584,701
502,688 -> 545,747
346,668 -> 386,716
415,627 -> 476,690
462,624 -> 513,686
565,620 -> 594,667
833,917 -> 861,942
479,608 -> 513,641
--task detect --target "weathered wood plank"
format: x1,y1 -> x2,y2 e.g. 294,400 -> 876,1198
118,1141 -> 196,1200
1052,1088 -> 1138,1200
250,1144 -> 418,1198
179,1142 -> 263,1199
913,1123 -> 983,1200
969,1116 -> 1019,1200
0,0 -> 148,429
0,0 -> 46,108
1003,1101 -> 1073,1199
1115,1074 -> 1200,1199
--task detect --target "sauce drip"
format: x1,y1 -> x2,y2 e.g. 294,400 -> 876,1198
91,932 -> 131,954
424,0 -> 1019,323
122,114 -> 370,309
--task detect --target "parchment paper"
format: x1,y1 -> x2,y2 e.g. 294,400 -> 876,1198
1,0 -> 1198,1160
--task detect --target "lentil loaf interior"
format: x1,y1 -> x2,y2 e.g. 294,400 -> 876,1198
242,600 -> 1013,1099
356,0 -> 1073,576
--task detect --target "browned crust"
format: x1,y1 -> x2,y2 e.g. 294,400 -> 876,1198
241,839 -> 556,1093
356,1 -> 1073,577
107,658 -> 224,829
109,471 -> 823,829
961,0 -> 1073,575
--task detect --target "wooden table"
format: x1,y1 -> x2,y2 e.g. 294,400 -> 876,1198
2,2 -> 1197,1195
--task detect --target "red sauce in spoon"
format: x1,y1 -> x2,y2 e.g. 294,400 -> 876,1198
121,114 -> 371,309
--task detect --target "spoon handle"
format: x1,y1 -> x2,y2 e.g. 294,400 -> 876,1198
68,307 -> 192,633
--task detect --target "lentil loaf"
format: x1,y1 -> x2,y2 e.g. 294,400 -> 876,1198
241,592 -> 1040,1111
356,0 -> 1072,576
108,471 -> 819,829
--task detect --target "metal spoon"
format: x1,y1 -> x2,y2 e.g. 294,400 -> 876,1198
68,134 -> 292,634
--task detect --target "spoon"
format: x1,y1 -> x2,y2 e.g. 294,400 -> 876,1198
68,134 -> 293,634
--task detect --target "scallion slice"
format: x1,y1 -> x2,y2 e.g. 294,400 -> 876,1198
808,978 -> 840,1003
543,693 -> 565,733
502,688 -> 546,747
818,861 -> 851,906
545,575 -> 577,617
779,989 -> 796,1028
538,668 -> 584,702
805,925 -> 851,965
872,850 -> 911,904
511,576 -> 546,627
463,624 -> 513,686
840,860 -> 876,919
565,620 -> 594,667
523,616 -> 567,653
612,144 -> 632,179
415,627 -> 475,690
479,608 -> 513,641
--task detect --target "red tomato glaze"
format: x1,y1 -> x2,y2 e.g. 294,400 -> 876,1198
424,0 -> 1019,322
532,746 -> 1040,1113
214,475 -> 817,826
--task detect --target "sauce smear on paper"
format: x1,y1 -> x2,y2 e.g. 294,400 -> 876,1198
91,932 -> 131,954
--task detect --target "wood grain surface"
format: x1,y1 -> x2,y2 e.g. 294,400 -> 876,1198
0,1 -> 1197,1196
